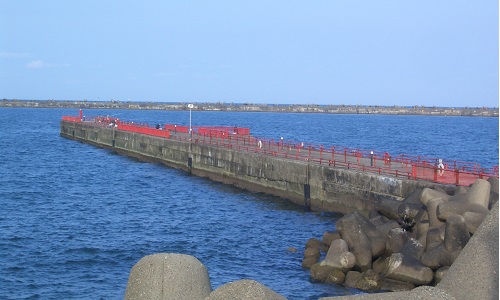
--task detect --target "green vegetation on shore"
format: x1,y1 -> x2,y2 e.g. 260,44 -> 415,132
1,99 -> 498,117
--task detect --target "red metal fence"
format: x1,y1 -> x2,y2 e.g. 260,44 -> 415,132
62,113 -> 498,186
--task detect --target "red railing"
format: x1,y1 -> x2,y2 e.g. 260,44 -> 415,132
118,121 -> 171,138
62,113 -> 498,186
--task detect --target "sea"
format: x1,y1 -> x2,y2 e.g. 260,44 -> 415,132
0,107 -> 498,300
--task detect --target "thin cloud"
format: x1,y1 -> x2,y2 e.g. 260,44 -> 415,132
26,60 -> 49,69
25,60 -> 70,69
0,51 -> 29,59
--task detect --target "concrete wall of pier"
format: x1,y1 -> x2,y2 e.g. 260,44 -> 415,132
60,121 -> 453,214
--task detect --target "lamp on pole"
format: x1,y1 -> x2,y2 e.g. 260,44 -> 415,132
188,103 -> 194,138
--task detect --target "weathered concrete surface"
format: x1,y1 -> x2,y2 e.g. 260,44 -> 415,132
319,202 -> 499,300
60,121 -> 453,215
124,253 -> 212,300
206,279 -> 287,300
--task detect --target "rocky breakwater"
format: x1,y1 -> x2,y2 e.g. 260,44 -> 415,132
303,177 -> 498,292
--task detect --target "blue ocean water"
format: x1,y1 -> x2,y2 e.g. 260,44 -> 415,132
0,108 -> 497,300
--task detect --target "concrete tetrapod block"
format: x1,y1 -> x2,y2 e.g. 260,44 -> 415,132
206,279 -> 286,300
344,271 -> 363,288
443,214 -> 470,254
336,213 -> 374,271
385,228 -> 409,255
398,202 -> 424,220
384,253 -> 434,285
487,177 -> 499,209
374,220 -> 400,237
376,198 -> 401,220
124,253 -> 212,300
437,198 -> 490,221
342,212 -> 388,258
427,198 -> 446,228
437,202 -> 499,300
401,188 -> 424,205
421,243 -> 453,270
322,231 -> 341,247
356,269 -> 384,291
420,188 -> 450,206
321,239 -> 356,272
466,178 -> 491,208
462,211 -> 487,234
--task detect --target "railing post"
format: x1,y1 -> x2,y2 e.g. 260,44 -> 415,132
455,169 -> 460,185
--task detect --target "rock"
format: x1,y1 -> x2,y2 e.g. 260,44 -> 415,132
322,231 -> 341,247
425,227 -> 443,248
369,209 -> 390,225
302,256 -> 319,268
344,271 -> 362,288
322,239 -> 356,271
372,255 -> 390,273
206,279 -> 286,300
385,253 -> 434,285
414,209 -> 430,242
356,269 -> 384,291
437,180 -> 491,221
305,237 -> 329,252
380,277 -> 416,292
402,188 -> 424,205
416,219 -> 430,242
385,228 -> 409,255
434,266 -> 450,285
336,213 -> 375,271
427,198 -> 446,228
488,177 -> 499,209
326,269 -> 346,284
443,214 -> 470,254
466,178 -> 491,208
376,198 -> 402,219
304,247 -> 321,260
454,185 -> 468,195
420,188 -> 450,206
124,253 -> 212,300
421,242 -> 453,269
437,200 -> 490,221
310,263 -> 334,281
463,211 -> 487,234
376,220 -> 402,236
328,238 -> 349,253
324,251 -> 356,272
398,202 -> 424,220
488,176 -> 499,194
400,238 -> 425,261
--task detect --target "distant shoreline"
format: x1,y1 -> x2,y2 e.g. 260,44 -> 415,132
1,99 -> 498,117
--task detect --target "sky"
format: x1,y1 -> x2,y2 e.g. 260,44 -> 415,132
0,1 -> 498,107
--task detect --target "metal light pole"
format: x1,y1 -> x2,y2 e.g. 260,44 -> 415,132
188,103 -> 194,139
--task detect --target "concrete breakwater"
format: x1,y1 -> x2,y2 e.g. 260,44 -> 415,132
60,119 -> 498,299
60,120 -> 453,214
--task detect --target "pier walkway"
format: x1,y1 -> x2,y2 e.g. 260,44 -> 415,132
167,127 -> 496,187
63,113 -> 498,187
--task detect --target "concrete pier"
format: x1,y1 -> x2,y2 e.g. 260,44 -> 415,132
60,120 -> 454,214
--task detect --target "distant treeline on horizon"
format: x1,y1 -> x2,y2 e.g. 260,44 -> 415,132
1,99 -> 498,117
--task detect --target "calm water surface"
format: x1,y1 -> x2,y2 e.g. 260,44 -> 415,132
0,108 -> 497,299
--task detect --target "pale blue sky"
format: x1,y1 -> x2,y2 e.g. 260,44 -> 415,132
1,1 -> 498,107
